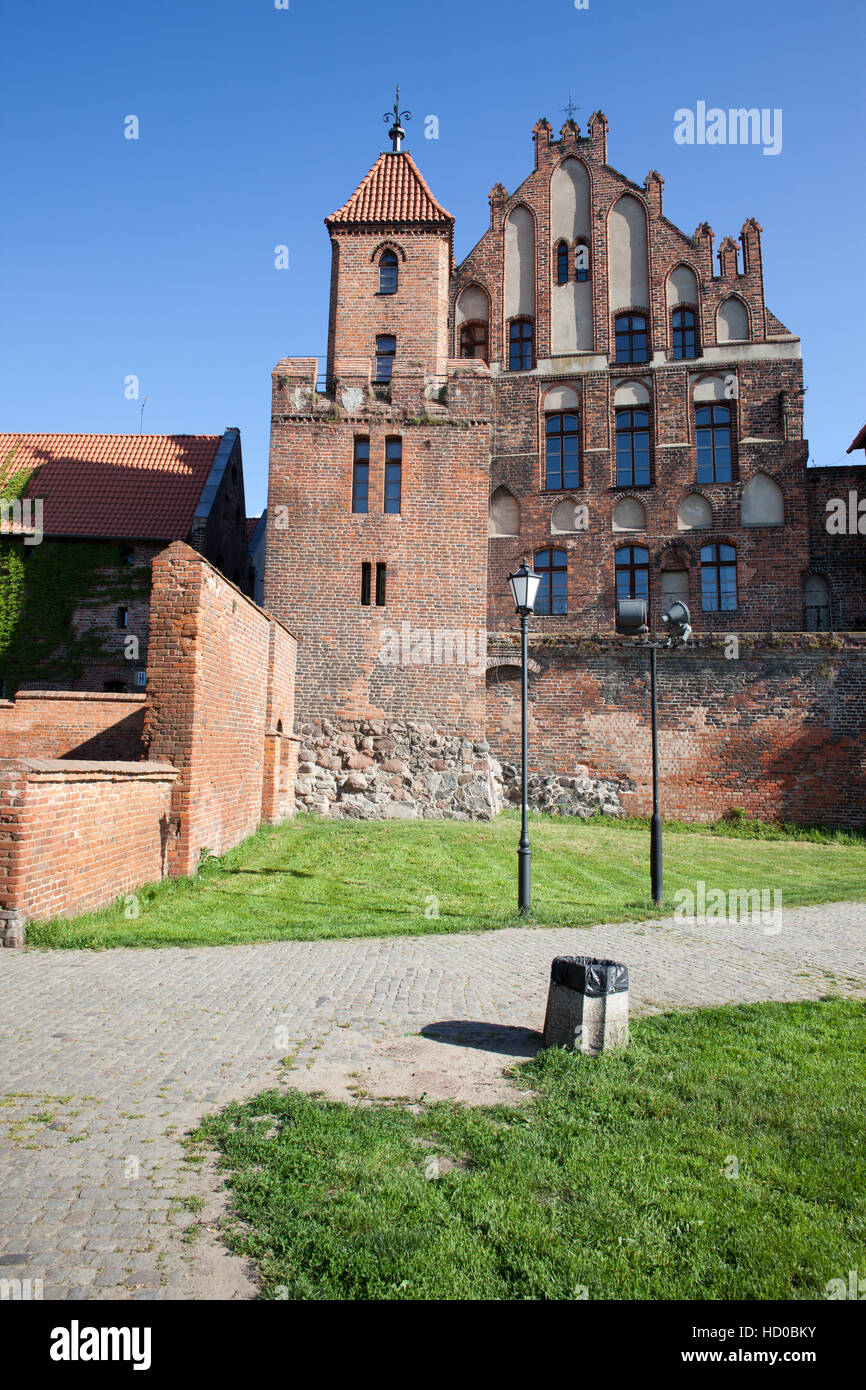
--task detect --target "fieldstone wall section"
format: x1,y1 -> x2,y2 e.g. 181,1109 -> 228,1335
500,764 -> 627,817
294,719 -> 505,821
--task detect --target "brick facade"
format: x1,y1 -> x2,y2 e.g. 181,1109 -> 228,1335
262,111 -> 864,828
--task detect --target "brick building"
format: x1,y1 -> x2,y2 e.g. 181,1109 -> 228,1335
0,428 -> 254,693
261,107 -> 864,825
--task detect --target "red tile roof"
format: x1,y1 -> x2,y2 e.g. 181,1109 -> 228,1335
246,515 -> 260,542
326,151 -> 453,227
847,423 -> 866,453
0,434 -> 222,540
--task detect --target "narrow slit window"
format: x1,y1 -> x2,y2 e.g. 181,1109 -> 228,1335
375,562 -> 387,607
384,438 -> 402,514
361,562 -> 372,606
375,334 -> 396,383
116,606 -> 129,630
378,250 -> 398,295
352,437 -> 370,513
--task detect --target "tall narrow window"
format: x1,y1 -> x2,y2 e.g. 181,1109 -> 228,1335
556,241 -> 569,285
614,312 -> 648,363
701,543 -> 737,611
352,437 -> 370,513
116,606 -> 128,630
545,412 -> 580,490
672,307 -> 698,360
575,241 -> 590,282
615,546 -> 650,601
375,334 -> 396,383
375,562 -> 387,607
615,408 -> 651,486
384,438 -> 402,513
360,562 -> 372,606
534,548 -> 568,615
378,250 -> 398,294
696,404 -> 733,483
459,321 -> 488,360
509,318 -> 533,371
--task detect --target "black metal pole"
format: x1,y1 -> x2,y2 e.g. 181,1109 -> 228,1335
518,610 -> 531,915
650,645 -> 663,905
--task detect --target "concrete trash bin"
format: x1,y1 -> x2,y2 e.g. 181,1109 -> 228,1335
542,955 -> 629,1056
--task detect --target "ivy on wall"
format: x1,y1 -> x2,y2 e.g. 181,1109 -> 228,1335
0,539 -> 153,691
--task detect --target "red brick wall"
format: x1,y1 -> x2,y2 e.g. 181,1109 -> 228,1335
485,635 -> 866,827
144,542 -> 298,875
266,365 -> 490,731
450,118 -> 813,635
0,758 -> 176,922
326,224 -> 452,384
806,465 -> 866,629
0,692 -> 145,759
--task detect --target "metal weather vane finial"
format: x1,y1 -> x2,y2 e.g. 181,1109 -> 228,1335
563,92 -> 580,122
383,85 -> 412,151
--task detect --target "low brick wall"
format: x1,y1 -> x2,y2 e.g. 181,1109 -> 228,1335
486,634 -> 866,828
0,692 -> 146,760
144,542 -> 298,874
0,758 -> 177,927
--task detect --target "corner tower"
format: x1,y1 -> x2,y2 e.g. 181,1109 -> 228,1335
325,146 -> 454,388
265,107 -> 495,822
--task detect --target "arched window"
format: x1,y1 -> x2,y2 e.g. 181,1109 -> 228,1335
575,241 -> 590,282
556,241 -> 570,285
509,318 -> 534,371
614,312 -> 648,363
545,412 -> 580,490
696,403 -> 733,483
741,473 -> 784,526
612,497 -> 647,532
700,543 -> 737,611
374,334 -> 396,383
459,321 -> 488,360
672,307 -> 698,360
489,486 -> 519,538
378,250 -> 398,295
616,407 -> 651,487
615,545 -> 650,601
717,297 -> 749,343
534,548 -> 568,614
677,493 -> 712,530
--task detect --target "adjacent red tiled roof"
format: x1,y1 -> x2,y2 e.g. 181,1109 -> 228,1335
0,434 -> 222,539
326,151 -> 453,226
246,515 -> 260,542
847,424 -> 866,453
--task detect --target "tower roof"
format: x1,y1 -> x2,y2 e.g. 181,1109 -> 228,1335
325,151 -> 453,228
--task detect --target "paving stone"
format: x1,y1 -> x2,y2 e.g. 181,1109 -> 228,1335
1,900 -> 864,1301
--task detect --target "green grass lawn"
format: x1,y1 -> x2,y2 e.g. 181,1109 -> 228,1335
193,998 -> 866,1300
27,811 -> 866,949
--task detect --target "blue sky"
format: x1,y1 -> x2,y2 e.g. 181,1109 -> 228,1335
1,0 -> 863,513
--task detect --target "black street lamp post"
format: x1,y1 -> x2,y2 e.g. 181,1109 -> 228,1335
507,558 -> 541,916
649,644 -> 662,904
616,597 -> 691,907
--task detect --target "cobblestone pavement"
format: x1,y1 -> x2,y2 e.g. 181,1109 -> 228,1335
1,901 -> 864,1302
